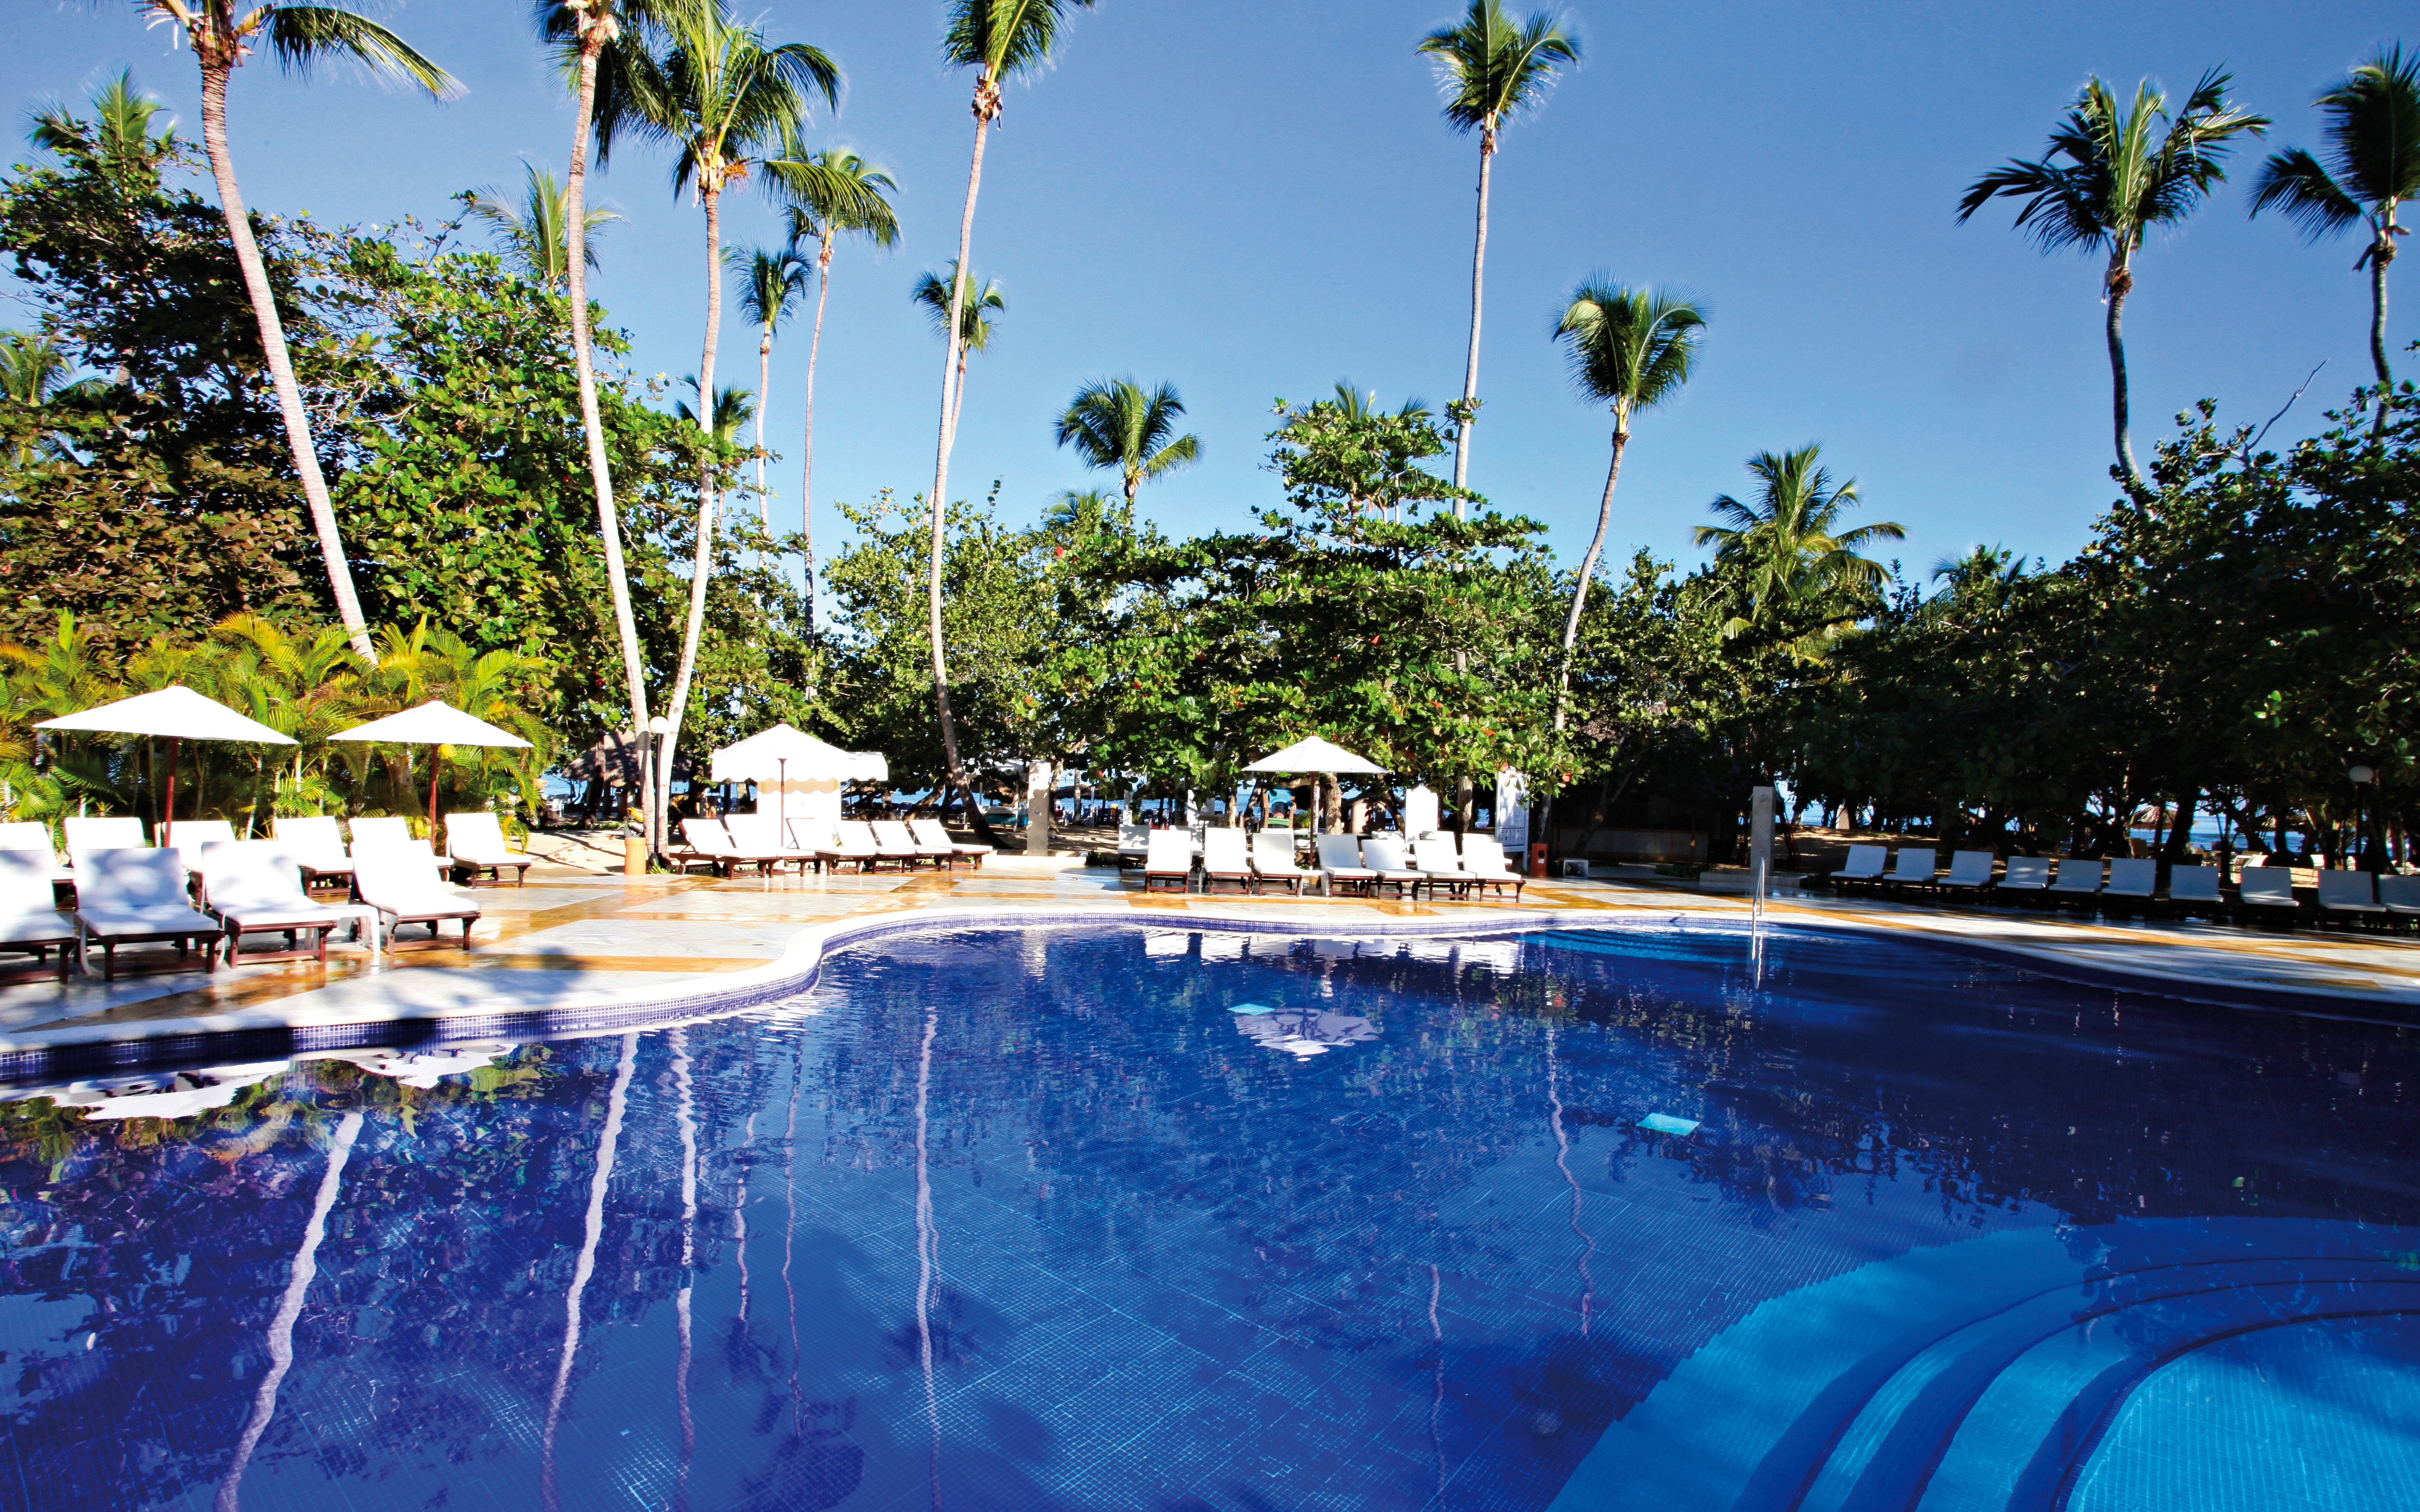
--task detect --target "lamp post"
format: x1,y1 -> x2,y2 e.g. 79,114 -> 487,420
2349,764 -> 2380,872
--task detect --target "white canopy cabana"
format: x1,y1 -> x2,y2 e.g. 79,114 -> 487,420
708,724 -> 888,832
37,686 -> 297,844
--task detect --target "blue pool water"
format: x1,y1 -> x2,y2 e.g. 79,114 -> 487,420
1,922 -> 2416,1511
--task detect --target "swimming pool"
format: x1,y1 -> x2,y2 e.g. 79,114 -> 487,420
0,921 -> 2414,1510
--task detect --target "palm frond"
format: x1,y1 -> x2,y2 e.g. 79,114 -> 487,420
1417,0 -> 1580,134
2248,147 -> 2364,239
1554,280 -> 1706,415
265,7 -> 463,99
911,263 -> 1006,349
735,245 -> 809,330
945,0 -> 1099,78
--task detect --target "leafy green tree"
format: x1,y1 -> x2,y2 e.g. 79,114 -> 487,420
1958,70 -> 2267,503
734,243 -> 805,569
1550,280 -> 1704,725
1693,445 -> 1903,658
1,102 -> 325,647
602,0 -> 839,853
2250,45 -> 2420,432
127,0 -> 461,657
926,0 -> 1098,839
1053,378 -> 1200,514
773,148 -> 898,621
459,162 -> 620,289
912,263 -> 1006,436
1416,0 -> 1579,507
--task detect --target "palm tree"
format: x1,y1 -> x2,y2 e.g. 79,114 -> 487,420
1693,446 -> 1904,659
28,69 -> 176,190
1417,0 -> 1579,512
1053,379 -> 1200,516
129,3 -> 458,660
536,0 -> 668,856
771,149 -> 897,627
1958,70 -> 2267,504
911,264 -> 1006,437
460,163 -> 621,289
1550,281 -> 1704,727
676,378 -> 756,449
925,0 -> 1097,837
2250,46 -> 2420,434
734,245 -> 808,571
609,0 -> 839,856
0,330 -> 111,466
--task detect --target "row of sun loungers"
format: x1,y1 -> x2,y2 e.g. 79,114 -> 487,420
4,813 -> 534,890
677,817 -> 989,876
1141,829 -> 1526,900
0,836 -> 485,982
1829,844 -> 2412,927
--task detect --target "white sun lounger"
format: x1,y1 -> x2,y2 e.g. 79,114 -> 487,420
2379,874 -> 2420,920
1998,857 -> 2051,896
1359,837 -> 1431,899
200,840 -> 364,964
1250,830 -> 1317,895
2046,859 -> 2104,904
347,817 -> 448,871
1116,823 -> 1151,869
0,822 -> 68,886
2316,871 -> 2386,927
1936,850 -> 1996,892
1200,828 -> 1257,894
72,848 -> 223,980
2102,858 -> 2158,908
1832,843 -> 1889,893
1884,848 -> 1939,893
352,842 -> 481,950
62,815 -> 147,853
836,819 -> 914,870
872,818 -> 949,868
271,815 -> 355,889
162,819 -> 237,875
1459,842 -> 1527,900
823,821 -> 885,872
445,812 -> 535,887
1313,834 -> 1378,896
1142,830 -> 1194,892
909,817 -> 989,869
0,848 -> 77,983
727,815 -> 821,874
1413,837 -> 1473,898
2235,866 -> 2300,921
2164,865 -> 2225,917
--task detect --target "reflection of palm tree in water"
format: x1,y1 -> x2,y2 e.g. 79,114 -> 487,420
542,1033 -> 638,1512
674,1029 -> 699,1510
215,1108 -> 364,1512
915,999 -> 943,1512
1546,1021 -> 1596,1335
784,1036 -> 803,1429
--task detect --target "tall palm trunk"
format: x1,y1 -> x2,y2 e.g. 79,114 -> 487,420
2104,246 -> 2151,504
194,56 -> 374,660
927,80 -> 998,838
755,327 -> 773,575
800,233 -> 833,628
658,180 -> 727,858
2370,218 -> 2397,437
563,26 -> 653,824
1555,417 -> 1629,731
1450,125 -> 1495,518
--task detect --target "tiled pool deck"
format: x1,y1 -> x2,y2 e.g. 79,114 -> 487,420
4,856 -> 2416,1082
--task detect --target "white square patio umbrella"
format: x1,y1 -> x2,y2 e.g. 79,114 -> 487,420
327,700 -> 531,836
36,685 -> 296,844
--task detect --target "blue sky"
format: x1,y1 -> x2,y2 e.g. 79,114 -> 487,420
11,1 -> 2411,597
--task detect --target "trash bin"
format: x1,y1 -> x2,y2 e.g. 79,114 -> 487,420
1528,842 -> 1550,878
624,837 -> 647,877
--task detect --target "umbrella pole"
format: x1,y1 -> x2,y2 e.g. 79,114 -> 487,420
161,736 -> 181,846
427,749 -> 442,839
778,758 -> 788,843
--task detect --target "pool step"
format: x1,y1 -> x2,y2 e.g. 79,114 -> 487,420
1549,1219 -> 2420,1512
